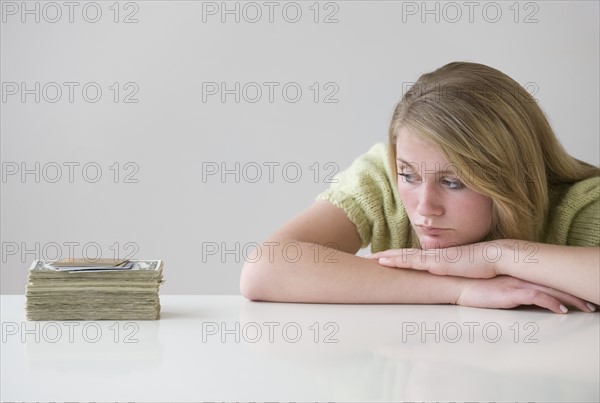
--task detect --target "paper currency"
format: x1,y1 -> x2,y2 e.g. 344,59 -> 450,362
26,259 -> 164,320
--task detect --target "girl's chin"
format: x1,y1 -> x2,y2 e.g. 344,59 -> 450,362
417,235 -> 461,250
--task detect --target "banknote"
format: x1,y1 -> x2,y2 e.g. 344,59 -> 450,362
48,258 -> 129,267
30,259 -> 162,272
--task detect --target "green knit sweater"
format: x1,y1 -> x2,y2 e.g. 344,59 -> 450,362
317,143 -> 600,252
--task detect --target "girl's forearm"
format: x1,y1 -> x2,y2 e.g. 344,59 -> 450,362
240,241 -> 466,304
497,241 -> 600,305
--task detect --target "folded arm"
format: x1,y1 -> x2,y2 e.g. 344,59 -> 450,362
368,240 -> 599,306
498,241 -> 599,305
240,201 -> 591,313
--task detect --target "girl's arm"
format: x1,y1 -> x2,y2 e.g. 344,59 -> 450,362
240,201 -> 590,312
240,200 -> 459,304
368,240 -> 600,306
497,241 -> 599,306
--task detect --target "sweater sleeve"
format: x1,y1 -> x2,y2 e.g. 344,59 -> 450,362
315,143 -> 412,252
545,177 -> 600,246
568,199 -> 600,246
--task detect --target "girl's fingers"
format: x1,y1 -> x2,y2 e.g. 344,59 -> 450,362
528,283 -> 596,312
377,256 -> 427,270
510,288 -> 567,314
364,249 -> 419,259
508,278 -> 595,313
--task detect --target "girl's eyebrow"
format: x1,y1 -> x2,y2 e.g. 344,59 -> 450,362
396,158 -> 416,170
396,157 -> 458,175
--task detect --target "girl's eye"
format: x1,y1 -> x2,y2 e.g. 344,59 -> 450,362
398,173 -> 417,182
442,178 -> 464,189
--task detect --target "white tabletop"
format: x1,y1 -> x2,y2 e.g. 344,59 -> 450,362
1,295 -> 598,402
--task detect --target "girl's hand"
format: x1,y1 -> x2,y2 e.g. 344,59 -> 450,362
365,242 -> 502,279
456,275 -> 595,313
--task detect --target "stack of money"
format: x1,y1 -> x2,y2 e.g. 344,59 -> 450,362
26,258 -> 164,320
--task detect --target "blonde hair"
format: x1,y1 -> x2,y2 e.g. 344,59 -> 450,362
388,61 -> 599,242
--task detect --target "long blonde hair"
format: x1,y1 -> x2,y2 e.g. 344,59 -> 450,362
388,62 -> 599,242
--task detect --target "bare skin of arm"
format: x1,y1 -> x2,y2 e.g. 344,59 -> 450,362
240,201 -> 590,313
366,241 -> 599,306
497,242 -> 600,306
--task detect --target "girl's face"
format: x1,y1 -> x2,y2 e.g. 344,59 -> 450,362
395,128 -> 493,249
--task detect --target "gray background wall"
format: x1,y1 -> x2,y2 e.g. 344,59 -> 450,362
1,0 -> 598,294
